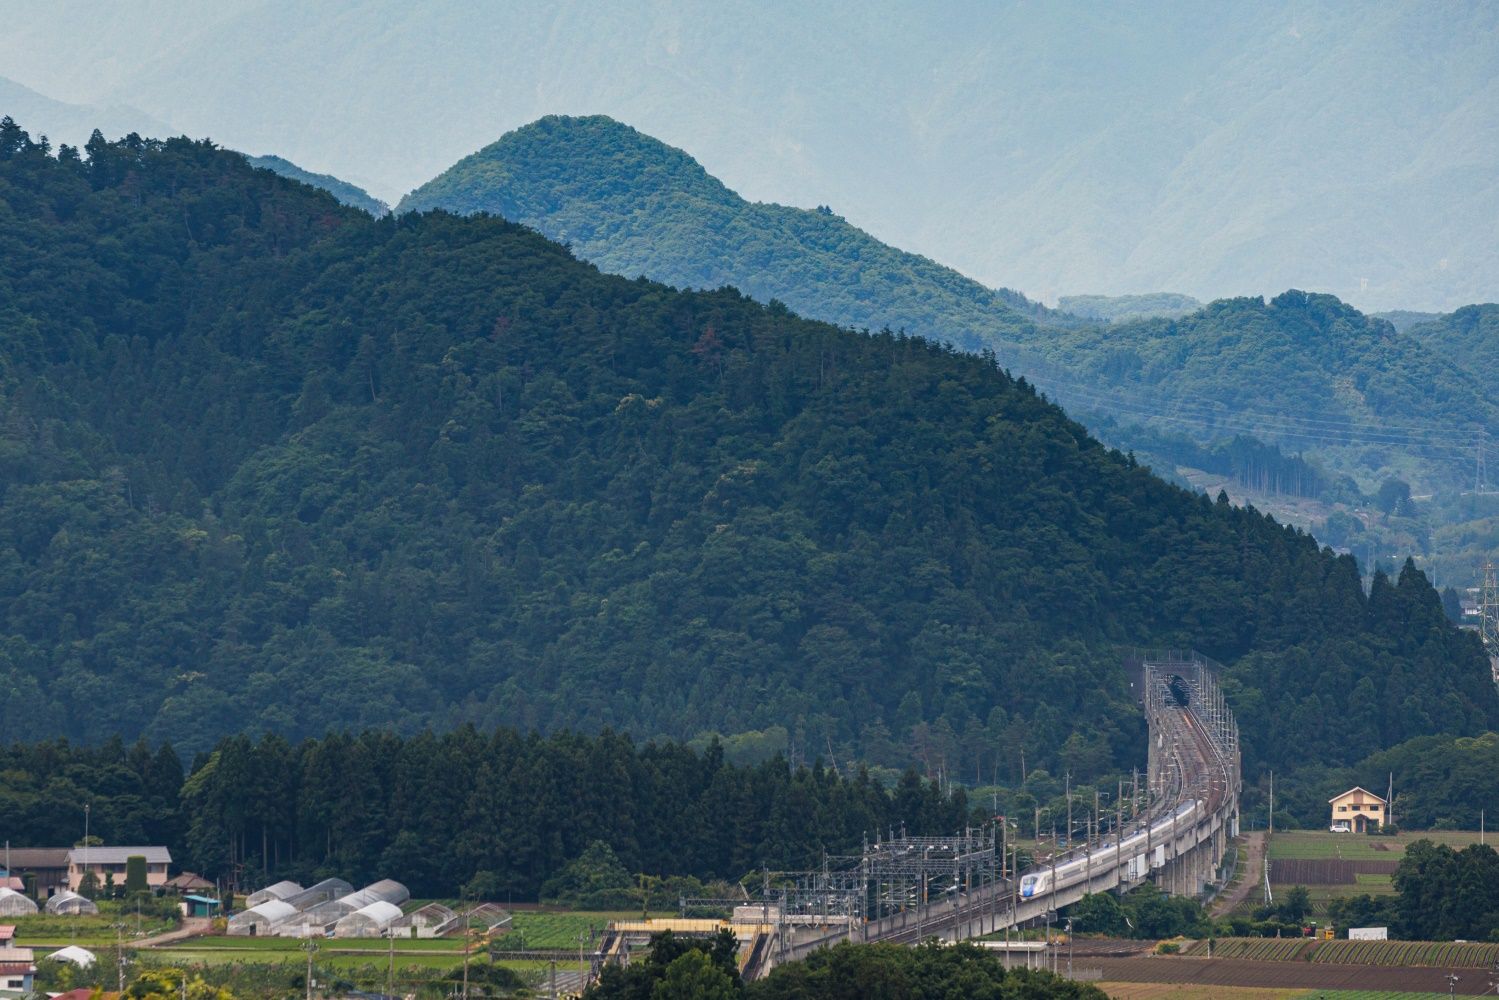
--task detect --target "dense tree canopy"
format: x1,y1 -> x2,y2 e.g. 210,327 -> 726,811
0,119 -> 1495,787
0,729 -> 969,899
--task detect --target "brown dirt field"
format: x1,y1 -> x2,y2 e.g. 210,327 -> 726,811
1093,957 -> 1495,994
1271,858 -> 1399,884
1097,985 -> 1304,1000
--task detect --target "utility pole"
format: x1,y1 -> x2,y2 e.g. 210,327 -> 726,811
115,922 -> 125,992
302,938 -> 317,1000
386,930 -> 394,1000
1065,772 -> 1072,850
1268,772 -> 1275,836
1066,916 -> 1074,979
460,899 -> 472,1000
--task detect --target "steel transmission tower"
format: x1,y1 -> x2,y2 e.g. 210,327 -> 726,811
1479,562 -> 1499,687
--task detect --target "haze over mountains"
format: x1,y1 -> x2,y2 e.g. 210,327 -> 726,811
1,0 -> 1495,311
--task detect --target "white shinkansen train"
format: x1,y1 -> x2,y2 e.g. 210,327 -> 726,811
1018,797 -> 1201,899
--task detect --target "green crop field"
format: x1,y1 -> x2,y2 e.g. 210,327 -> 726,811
497,911 -> 635,951
1267,830 -> 1489,862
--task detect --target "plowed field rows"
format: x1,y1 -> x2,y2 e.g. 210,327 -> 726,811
1092,957 -> 1492,994
1181,939 -> 1311,960
1181,937 -> 1499,969
1311,940 -> 1499,967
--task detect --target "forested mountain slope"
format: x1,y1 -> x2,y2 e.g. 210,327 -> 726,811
1405,304 -> 1499,402
245,153 -> 388,216
400,117 -> 1494,508
398,115 -> 1060,354
1032,294 -> 1499,477
1,120 -> 1494,785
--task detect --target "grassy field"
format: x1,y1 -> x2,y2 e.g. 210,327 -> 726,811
499,911 -> 635,951
5,911 -> 178,946
1267,830 -> 1489,861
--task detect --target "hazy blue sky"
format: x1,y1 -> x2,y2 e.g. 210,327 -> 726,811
2,0 -> 1494,311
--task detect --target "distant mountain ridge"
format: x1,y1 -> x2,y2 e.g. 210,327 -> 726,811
2,1 -> 1492,310
401,116 -> 1499,497
1058,293 -> 1202,324
0,74 -> 172,148
399,115 -> 1064,355
246,154 -> 388,216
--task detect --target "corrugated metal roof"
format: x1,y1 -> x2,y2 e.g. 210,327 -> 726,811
67,846 -> 171,865
0,849 -> 69,868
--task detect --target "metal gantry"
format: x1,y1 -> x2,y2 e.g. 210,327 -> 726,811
1480,562 -> 1499,688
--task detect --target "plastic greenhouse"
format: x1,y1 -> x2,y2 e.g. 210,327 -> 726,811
0,888 -> 38,916
44,890 -> 99,915
227,899 -> 297,936
245,880 -> 302,908
391,902 -> 457,938
333,900 -> 403,938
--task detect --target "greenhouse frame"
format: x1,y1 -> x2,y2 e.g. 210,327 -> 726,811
280,878 -> 353,912
245,880 -> 302,908
227,899 -> 298,936
391,903 -> 457,938
44,890 -> 99,916
333,900 -> 403,938
0,888 -> 38,916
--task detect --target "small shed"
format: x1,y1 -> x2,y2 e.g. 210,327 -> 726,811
245,880 -> 303,908
391,903 -> 457,938
228,900 -> 298,936
0,945 -> 36,994
334,901 -> 403,938
0,891 -> 36,918
46,946 -> 96,968
44,891 -> 99,916
182,895 -> 221,919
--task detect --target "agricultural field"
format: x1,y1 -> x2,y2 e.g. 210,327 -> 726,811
1179,937 -> 1499,969
1180,939 -> 1312,961
498,911 -> 635,951
1099,987 -> 1456,1000
1267,830 -> 1489,862
1263,830 -> 1491,919
1093,956 -> 1495,995
1310,940 -> 1499,968
6,913 -> 179,947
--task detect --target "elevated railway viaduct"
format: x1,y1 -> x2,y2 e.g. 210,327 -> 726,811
597,652 -> 1242,983
767,652 -> 1242,975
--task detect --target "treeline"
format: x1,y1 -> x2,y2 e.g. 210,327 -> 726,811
1097,423 -> 1329,499
0,119 -> 1495,792
584,933 -> 1106,1000
1,730 -> 970,899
